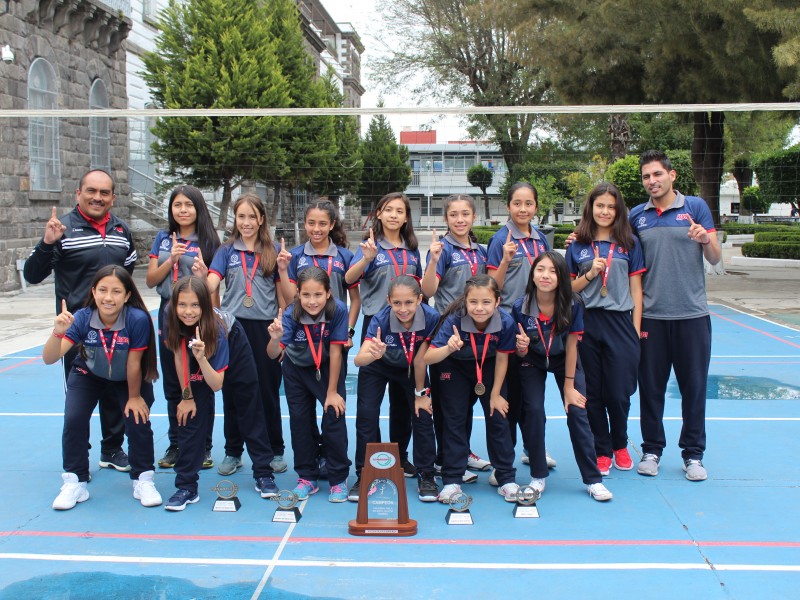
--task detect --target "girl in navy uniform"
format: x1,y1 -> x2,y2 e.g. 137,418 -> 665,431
146,185 -> 220,470
420,193 -> 491,480
43,266 -> 161,510
512,252 -> 613,502
208,194 -> 287,476
162,276 -> 229,510
279,199 -> 361,478
566,184 -> 644,476
267,267 -> 351,502
345,192 -> 421,477
486,182 -> 555,470
425,275 -> 520,504
351,275 -> 440,503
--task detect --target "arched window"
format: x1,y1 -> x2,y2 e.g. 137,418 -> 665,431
89,79 -> 110,171
28,58 -> 61,191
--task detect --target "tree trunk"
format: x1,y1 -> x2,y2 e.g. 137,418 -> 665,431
269,185 -> 281,228
483,192 -> 490,224
691,111 -> 725,227
731,158 -> 753,195
217,179 -> 232,231
608,113 -> 631,163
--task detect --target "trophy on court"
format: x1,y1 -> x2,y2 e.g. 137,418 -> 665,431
212,479 -> 241,512
513,485 -> 540,518
348,442 -> 417,537
272,490 -> 302,523
445,491 -> 474,525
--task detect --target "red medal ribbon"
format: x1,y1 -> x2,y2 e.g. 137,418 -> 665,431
386,248 -> 408,278
518,237 -> 539,265
460,248 -> 478,276
593,242 -> 615,290
99,329 -> 119,377
239,252 -> 261,301
533,316 -> 555,365
469,332 -> 491,389
172,240 -> 195,283
312,255 -> 333,276
304,323 -> 326,372
181,340 -> 191,394
398,331 -> 417,371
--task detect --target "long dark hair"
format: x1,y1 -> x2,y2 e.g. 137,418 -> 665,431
165,275 -> 223,359
167,185 -> 221,262
524,251 -> 576,335
442,193 -> 478,243
305,199 -> 348,248
574,183 -> 635,250
229,194 -> 277,275
293,267 -> 336,322
365,192 -> 419,251
84,265 -> 158,383
432,274 -> 500,338
506,182 -> 538,207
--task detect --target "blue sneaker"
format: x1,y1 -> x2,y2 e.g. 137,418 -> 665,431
255,476 -> 279,498
292,479 -> 319,501
329,481 -> 348,503
164,488 -> 199,511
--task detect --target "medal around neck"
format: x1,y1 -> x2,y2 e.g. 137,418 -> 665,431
212,479 -> 241,512
513,485 -> 540,519
445,492 -> 474,525
272,490 -> 302,523
243,296 -> 255,308
474,382 -> 486,396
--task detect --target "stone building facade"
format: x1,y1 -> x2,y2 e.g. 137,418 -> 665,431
0,0 -> 132,291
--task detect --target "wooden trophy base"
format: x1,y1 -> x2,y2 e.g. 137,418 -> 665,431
348,442 -> 417,537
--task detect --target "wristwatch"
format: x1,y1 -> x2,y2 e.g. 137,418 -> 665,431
348,326 -> 356,339
415,387 -> 431,398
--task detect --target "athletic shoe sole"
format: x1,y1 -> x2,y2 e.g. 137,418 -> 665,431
98,460 -> 131,472
164,495 -> 199,511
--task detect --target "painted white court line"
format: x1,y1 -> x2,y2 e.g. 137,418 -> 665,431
1,553 -> 799,572
250,501 -> 306,600
711,303 -> 800,332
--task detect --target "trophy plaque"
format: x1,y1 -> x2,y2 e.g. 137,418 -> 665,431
272,490 -> 302,523
445,491 -> 474,525
348,443 -> 417,536
513,485 -> 540,518
212,480 -> 241,512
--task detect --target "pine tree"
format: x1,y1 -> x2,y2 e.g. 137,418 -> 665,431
358,109 -> 412,212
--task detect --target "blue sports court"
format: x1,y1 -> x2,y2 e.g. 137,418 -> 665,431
0,303 -> 798,599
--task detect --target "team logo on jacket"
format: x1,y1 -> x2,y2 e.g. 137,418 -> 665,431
230,253 -> 240,265
638,216 -> 647,227
451,252 -> 463,263
384,335 -> 395,345
676,213 -> 691,221
161,239 -> 170,250
296,329 -> 307,341
298,256 -> 308,267
440,372 -> 451,381
87,331 -> 98,342
579,249 -> 591,260
527,317 -> 536,330
375,253 -> 388,265
114,226 -> 124,233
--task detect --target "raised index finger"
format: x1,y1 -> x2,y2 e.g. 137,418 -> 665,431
452,325 -> 459,337
686,214 -> 696,227
506,230 -> 512,244
369,227 -> 375,242
518,323 -> 525,335
432,229 -> 438,242
594,244 -> 600,258
51,206 -> 58,220
375,326 -> 382,341
281,237 -> 286,252
61,299 -> 68,314
195,326 -> 201,341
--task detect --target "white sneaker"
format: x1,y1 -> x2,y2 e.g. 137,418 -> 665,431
467,453 -> 491,471
462,469 -> 478,484
546,449 -> 557,469
52,473 -> 89,510
133,470 -> 163,507
498,482 -> 520,503
438,483 -> 463,503
488,468 -> 498,486
587,482 -> 613,502
529,477 -> 546,495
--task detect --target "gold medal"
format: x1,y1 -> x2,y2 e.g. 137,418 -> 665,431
600,286 -> 608,298
243,296 -> 255,308
474,382 -> 486,396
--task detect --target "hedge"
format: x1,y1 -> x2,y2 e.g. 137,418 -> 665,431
753,232 -> 800,243
741,242 -> 800,259
720,224 -> 799,234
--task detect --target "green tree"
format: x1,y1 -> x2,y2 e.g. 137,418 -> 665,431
466,164 -> 494,222
752,148 -> 800,215
373,0 -> 553,171
745,1 -> 800,99
526,0 -> 791,224
606,155 -> 647,209
142,0 -> 291,229
741,186 -> 771,215
358,110 -> 412,211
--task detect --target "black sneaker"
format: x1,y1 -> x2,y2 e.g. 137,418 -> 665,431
201,449 -> 214,470
402,459 -> 417,478
318,456 -> 329,480
158,444 -> 180,469
347,477 -> 360,502
99,450 -> 131,472
164,488 -> 199,511
417,473 -> 439,502
255,476 -> 279,498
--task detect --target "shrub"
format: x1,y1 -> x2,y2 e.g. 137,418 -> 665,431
753,232 -> 800,243
741,242 -> 800,259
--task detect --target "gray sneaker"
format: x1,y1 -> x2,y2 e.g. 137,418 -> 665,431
271,455 -> 288,474
683,459 -> 708,481
217,455 -> 243,476
637,453 -> 660,476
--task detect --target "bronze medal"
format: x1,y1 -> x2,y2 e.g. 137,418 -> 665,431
474,382 -> 486,396
182,387 -> 191,400
243,296 -> 255,308
600,285 -> 608,298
